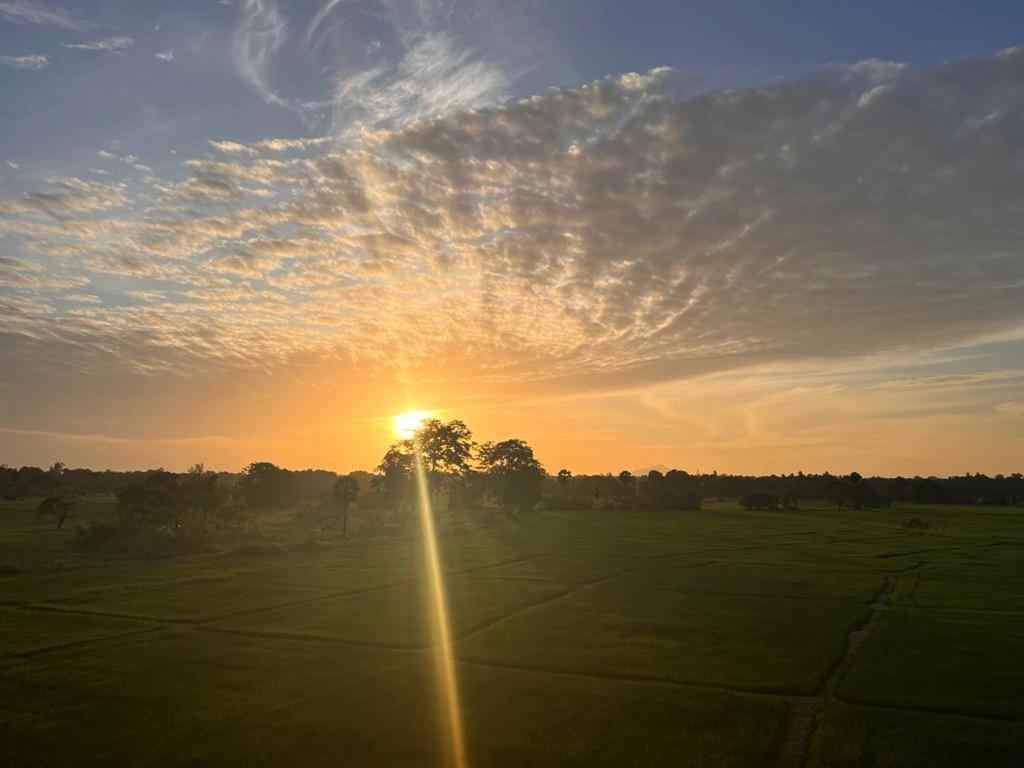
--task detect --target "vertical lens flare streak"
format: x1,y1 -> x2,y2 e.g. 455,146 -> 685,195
413,451 -> 468,768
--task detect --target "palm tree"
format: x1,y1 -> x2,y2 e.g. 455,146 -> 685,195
557,469 -> 573,499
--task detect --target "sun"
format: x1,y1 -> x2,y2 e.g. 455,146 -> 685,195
393,410 -> 432,439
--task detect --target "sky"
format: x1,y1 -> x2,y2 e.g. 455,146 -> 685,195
1,0 -> 1023,476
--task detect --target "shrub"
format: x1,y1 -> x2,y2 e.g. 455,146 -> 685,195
72,521 -> 120,551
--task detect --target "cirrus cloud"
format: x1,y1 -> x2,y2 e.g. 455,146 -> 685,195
62,36 -> 134,53
0,0 -> 91,30
0,53 -> 48,70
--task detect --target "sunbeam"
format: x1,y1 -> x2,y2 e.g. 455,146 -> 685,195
413,450 -> 468,768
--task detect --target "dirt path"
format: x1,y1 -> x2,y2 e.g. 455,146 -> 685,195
773,571 -> 898,768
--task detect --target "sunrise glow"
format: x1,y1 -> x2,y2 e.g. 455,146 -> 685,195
4,4 -> 1024,767
394,410 -> 433,439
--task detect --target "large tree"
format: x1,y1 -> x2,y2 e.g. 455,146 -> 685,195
478,439 -> 546,517
373,443 -> 418,514
374,419 -> 475,513
413,418 -> 474,501
117,471 -> 188,530
236,462 -> 297,508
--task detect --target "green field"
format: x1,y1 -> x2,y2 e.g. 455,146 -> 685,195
2,498 -> 1023,767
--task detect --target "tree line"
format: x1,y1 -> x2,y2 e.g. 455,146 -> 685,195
6,458 -> 1022,514
544,468 -> 1024,510
5,427 -> 1023,554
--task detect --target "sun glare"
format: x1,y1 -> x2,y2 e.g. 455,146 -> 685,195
394,410 -> 432,438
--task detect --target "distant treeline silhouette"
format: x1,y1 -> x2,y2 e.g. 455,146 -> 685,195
5,458 -> 1023,511
9,426 -> 1024,556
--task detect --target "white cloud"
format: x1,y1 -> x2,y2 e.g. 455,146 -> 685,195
63,36 -> 134,53
228,1 -> 527,131
0,54 -> 49,70
0,0 -> 91,30
155,50 -> 174,62
332,32 -> 508,129
231,0 -> 289,108
209,136 -> 332,154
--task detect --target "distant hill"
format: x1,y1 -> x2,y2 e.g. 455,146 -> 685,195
632,465 -> 672,476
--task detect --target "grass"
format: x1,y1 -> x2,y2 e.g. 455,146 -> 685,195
2,497 -> 1023,765
809,703 -> 1024,768
457,581 -> 868,694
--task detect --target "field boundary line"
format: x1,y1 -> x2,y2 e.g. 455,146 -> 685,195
832,696 -> 1024,724
1,549 -> 561,631
1,625 -> 165,663
193,624 -> 430,652
0,601 -> 186,625
0,550 -> 563,661
455,560 -> 717,642
453,655 -> 783,696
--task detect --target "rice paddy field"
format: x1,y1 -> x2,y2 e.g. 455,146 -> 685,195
2,497 -> 1023,767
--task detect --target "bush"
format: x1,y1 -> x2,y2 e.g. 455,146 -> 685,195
740,492 -> 779,511
72,519 -> 206,557
72,521 -> 121,551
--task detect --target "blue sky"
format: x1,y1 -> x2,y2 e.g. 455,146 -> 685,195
3,0 -> 1023,192
1,1 -> 1023,473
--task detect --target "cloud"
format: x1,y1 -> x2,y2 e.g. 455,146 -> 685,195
96,150 -> 140,164
231,0 -> 289,108
1,47 -> 1024,402
0,256 -> 88,290
155,50 -> 174,62
63,36 -> 134,53
0,177 -> 126,217
209,136 -> 332,154
0,54 -> 49,70
0,0 -> 91,29
226,1 -> 531,131
332,32 -> 508,129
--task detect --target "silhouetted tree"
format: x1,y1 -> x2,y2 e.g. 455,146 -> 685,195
781,490 -> 801,510
740,492 -> 779,511
181,463 -> 221,512
478,439 -> 546,517
37,495 -> 77,530
118,471 -> 187,530
332,475 -> 359,538
557,469 -> 573,498
237,462 -> 297,508
373,444 -> 417,515
414,419 -> 474,500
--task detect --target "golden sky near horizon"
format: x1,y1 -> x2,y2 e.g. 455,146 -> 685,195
2,8 -> 1024,476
